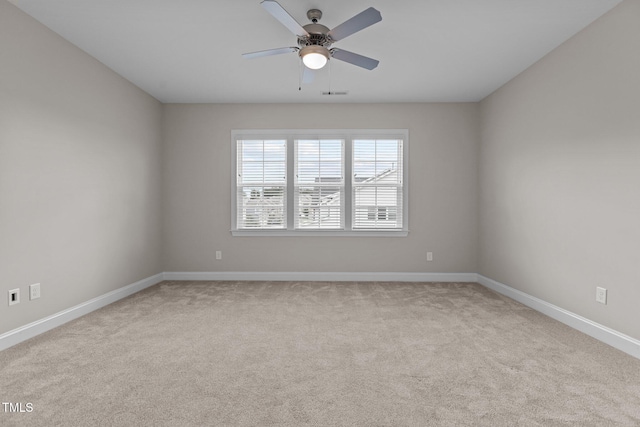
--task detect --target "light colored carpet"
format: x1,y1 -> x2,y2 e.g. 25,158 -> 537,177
1,281 -> 639,426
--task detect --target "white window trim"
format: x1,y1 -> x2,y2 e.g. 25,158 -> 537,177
231,129 -> 409,237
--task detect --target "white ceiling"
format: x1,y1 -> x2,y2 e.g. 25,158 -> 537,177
9,0 -> 622,103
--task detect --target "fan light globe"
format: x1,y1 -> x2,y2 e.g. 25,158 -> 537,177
300,46 -> 330,70
302,52 -> 327,69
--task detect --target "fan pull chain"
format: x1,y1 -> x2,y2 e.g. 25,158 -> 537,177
327,59 -> 332,95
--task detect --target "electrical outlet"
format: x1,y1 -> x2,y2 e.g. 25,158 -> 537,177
426,252 -> 433,262
216,251 -> 222,260
8,288 -> 20,306
30,283 -> 41,300
596,287 -> 607,304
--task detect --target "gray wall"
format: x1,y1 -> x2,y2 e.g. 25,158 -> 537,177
162,103 -> 479,274
0,1 -> 164,335
479,0 -> 640,340
2,0 -> 637,345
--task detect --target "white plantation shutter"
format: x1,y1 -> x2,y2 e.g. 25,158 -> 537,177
236,139 -> 287,229
294,139 -> 344,229
352,139 -> 403,229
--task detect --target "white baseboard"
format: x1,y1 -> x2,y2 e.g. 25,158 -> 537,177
477,275 -> 640,360
0,273 -> 164,352
162,271 -> 479,283
3,272 -> 637,361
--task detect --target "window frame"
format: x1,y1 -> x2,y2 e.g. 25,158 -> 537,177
231,129 -> 409,237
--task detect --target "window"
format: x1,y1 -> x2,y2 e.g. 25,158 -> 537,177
295,139 -> 344,229
235,139 -> 287,229
353,138 -> 403,230
232,130 -> 408,236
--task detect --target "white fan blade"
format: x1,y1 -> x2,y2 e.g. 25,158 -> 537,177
243,47 -> 298,59
328,7 -> 382,42
331,48 -> 379,70
261,0 -> 309,38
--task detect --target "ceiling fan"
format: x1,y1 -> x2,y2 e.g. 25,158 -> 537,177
242,0 -> 382,72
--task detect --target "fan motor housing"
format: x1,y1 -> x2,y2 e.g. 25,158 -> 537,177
298,23 -> 331,48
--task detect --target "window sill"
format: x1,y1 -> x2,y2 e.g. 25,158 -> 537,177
231,229 -> 409,237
